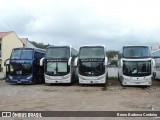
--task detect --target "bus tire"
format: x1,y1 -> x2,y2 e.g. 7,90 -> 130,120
153,72 -> 156,80
118,73 -> 120,81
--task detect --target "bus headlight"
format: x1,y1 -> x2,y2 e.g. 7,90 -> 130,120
124,78 -> 130,81
9,75 -> 13,80
27,75 -> 32,79
45,75 -> 50,79
79,76 -> 85,80
62,75 -> 69,79
146,77 -> 151,81
149,82 -> 152,85
97,76 -> 105,80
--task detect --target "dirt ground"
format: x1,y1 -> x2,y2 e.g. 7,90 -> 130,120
0,78 -> 160,120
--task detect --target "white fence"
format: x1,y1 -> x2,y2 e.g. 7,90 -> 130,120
108,67 -> 118,77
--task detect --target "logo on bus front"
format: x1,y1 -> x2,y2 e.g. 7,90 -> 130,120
81,59 -> 103,62
16,71 -> 22,74
47,59 -> 67,62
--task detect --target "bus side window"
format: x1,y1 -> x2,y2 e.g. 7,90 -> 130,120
34,51 -> 37,59
35,51 -> 42,59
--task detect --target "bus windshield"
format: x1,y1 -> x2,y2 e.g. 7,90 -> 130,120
151,50 -> 160,58
123,47 -> 150,58
46,47 -> 70,58
11,49 -> 33,59
45,61 -> 69,76
79,61 -> 105,76
10,60 -> 32,76
123,61 -> 151,77
79,47 -> 104,59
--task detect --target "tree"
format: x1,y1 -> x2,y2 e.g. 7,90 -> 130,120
110,60 -> 118,66
30,41 -> 51,49
106,50 -> 119,58
106,50 -> 119,67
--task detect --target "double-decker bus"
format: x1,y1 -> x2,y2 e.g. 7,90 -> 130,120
75,45 -> 108,84
40,45 -> 78,84
118,45 -> 154,86
151,49 -> 160,80
4,48 -> 45,84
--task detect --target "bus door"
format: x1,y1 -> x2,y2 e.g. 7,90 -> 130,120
6,64 -> 9,82
156,62 -> 160,78
6,64 -> 9,75
34,59 -> 44,83
4,59 -> 10,82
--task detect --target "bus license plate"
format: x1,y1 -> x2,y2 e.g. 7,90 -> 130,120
17,81 -> 21,83
91,81 -> 98,83
17,71 -> 22,74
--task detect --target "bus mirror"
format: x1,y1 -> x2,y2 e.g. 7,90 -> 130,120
105,57 -> 108,65
120,59 -> 123,67
74,57 -> 78,66
4,58 -> 10,66
68,57 -> 72,65
40,57 -> 45,66
152,59 -> 155,67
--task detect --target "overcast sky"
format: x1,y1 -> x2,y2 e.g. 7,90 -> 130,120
0,0 -> 160,50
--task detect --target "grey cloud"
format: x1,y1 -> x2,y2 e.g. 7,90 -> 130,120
0,8 -> 35,34
0,0 -> 160,51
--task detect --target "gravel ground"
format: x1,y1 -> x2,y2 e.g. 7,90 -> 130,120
0,78 -> 160,120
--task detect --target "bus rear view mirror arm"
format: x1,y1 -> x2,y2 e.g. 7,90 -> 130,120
4,58 -> 10,66
152,59 -> 155,67
120,59 -> 123,67
74,57 -> 78,66
68,57 -> 72,66
40,57 -> 45,66
105,57 -> 108,65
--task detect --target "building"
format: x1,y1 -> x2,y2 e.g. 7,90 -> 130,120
151,49 -> 160,58
20,38 -> 36,48
151,43 -> 159,51
0,31 -> 24,74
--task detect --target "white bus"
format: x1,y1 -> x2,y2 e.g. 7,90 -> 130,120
75,45 -> 108,84
40,45 -> 78,84
118,45 -> 154,86
151,49 -> 160,80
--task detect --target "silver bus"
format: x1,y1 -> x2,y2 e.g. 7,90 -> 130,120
40,45 -> 78,84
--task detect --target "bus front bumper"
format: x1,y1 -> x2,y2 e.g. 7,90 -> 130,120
78,74 -> 106,84
122,75 -> 152,86
45,74 -> 71,83
8,75 -> 33,84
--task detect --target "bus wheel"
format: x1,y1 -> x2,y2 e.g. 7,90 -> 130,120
153,73 -> 156,80
39,76 -> 43,84
118,73 -> 120,80
104,83 -> 108,88
102,83 -> 108,91
32,77 -> 37,84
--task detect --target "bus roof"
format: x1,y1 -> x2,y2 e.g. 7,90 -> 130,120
80,45 -> 105,48
47,45 -> 72,49
123,45 -> 148,48
151,49 -> 160,53
13,47 -> 45,52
